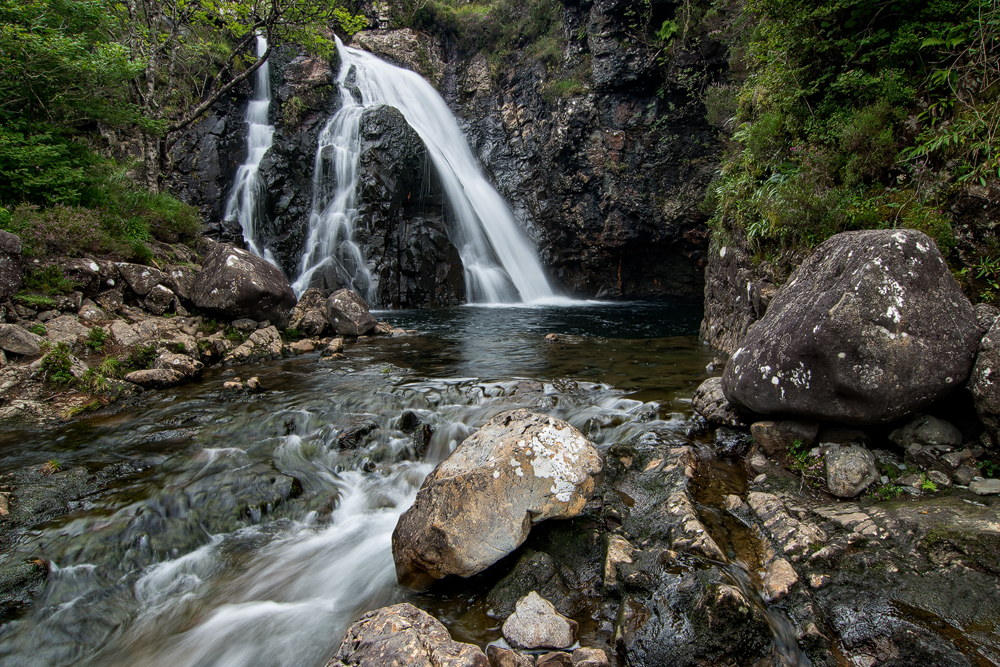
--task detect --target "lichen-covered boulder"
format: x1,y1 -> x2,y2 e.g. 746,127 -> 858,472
192,245 -> 296,326
392,409 -> 603,591
124,368 -> 187,389
0,231 -> 22,302
0,324 -> 41,357
116,262 -> 169,297
824,444 -> 879,498
287,287 -> 330,336
691,377 -> 746,427
326,603 -> 487,667
502,592 -> 578,650
222,326 -> 285,366
722,230 -> 979,424
326,288 -> 376,336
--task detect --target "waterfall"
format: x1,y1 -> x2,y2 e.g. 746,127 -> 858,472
224,36 -> 276,261
292,38 -> 555,305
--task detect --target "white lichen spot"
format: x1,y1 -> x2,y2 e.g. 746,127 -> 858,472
525,419 -> 591,503
886,305 -> 902,323
89,261 -> 99,272
493,470 -> 500,479
838,352 -> 846,359
893,231 -> 908,244
916,242 -> 928,252
226,254 -> 241,268
720,246 -> 727,258
771,376 -> 780,386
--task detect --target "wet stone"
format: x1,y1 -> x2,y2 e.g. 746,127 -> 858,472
487,645 -> 535,667
536,652 -> 572,667
969,478 -> 1000,496
502,592 -> 578,651
714,427 -> 753,458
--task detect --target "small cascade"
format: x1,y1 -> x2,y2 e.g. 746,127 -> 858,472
224,35 -> 276,260
292,38 -> 555,304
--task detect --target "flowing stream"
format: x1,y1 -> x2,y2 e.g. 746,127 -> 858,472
0,302 -> 813,666
224,36 -> 276,261
292,39 -> 555,304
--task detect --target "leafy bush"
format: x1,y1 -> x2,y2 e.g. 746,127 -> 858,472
85,327 -> 108,352
40,342 -> 74,385
123,344 -> 158,371
28,323 -> 46,336
24,266 -> 75,294
13,293 -> 57,310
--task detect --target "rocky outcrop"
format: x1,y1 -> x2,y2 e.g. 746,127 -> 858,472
287,287 -> 330,336
327,603 -> 488,667
700,242 -> 779,353
326,289 -> 376,336
223,325 -> 285,365
0,230 -> 22,302
722,230 -> 980,424
392,409 -> 602,590
192,244 -> 296,326
354,105 -> 465,308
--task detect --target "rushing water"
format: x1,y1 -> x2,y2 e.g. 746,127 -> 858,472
0,302 -> 811,666
224,36 -> 276,261
292,39 -> 554,304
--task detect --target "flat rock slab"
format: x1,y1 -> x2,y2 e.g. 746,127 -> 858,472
723,229 -> 979,424
124,368 -> 186,389
502,591 -> 578,650
970,478 -> 1000,496
327,603 -> 487,667
45,316 -> 90,345
392,409 -> 602,590
0,324 -> 41,357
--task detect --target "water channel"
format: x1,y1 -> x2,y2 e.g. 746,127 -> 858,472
0,301 -> 796,666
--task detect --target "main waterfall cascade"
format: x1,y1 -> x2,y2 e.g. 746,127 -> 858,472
291,38 -> 556,304
224,36 -> 276,261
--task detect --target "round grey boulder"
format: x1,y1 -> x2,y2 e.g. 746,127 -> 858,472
502,592 -> 578,651
723,229 -> 979,424
824,444 -> 879,498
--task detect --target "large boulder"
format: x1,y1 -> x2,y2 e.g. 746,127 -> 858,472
392,409 -> 603,591
0,324 -> 41,357
191,245 -> 296,326
326,603 -> 487,667
969,317 -> 1000,445
501,592 -> 578,651
326,289 -> 377,336
0,230 -> 22,302
722,230 -> 979,424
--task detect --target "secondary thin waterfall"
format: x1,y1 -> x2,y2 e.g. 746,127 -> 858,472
224,35 -> 275,260
292,38 -> 555,304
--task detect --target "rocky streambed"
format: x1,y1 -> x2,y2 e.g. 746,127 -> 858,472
0,301 -> 996,667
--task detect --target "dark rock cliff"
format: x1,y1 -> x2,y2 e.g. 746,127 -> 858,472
167,1 -> 724,304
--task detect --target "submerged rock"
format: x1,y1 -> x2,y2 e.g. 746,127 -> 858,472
327,603 -> 488,667
392,409 -> 602,590
502,592 -> 578,651
191,244 -> 296,326
326,289 -> 377,336
722,229 -> 979,424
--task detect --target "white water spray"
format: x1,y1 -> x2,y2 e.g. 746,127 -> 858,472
224,36 -> 276,261
293,39 -> 555,304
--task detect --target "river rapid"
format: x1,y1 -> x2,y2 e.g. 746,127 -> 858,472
0,301 -> 736,666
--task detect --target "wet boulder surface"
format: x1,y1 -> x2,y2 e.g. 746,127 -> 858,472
353,105 -> 465,308
191,244 -> 297,326
723,229 -> 980,424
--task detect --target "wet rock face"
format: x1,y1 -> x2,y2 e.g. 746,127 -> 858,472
691,376 -> 746,427
969,317 -> 1000,445
723,230 -> 980,424
392,409 -> 602,591
328,603 -> 488,667
191,244 -> 297,326
326,289 -> 377,336
353,105 -> 465,308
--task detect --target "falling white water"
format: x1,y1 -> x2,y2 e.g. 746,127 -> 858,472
292,38 -> 555,304
224,36 -> 276,260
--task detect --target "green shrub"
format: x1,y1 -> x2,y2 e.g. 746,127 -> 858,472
24,266 -> 75,295
40,342 -> 74,385
28,323 -> 47,336
13,293 -> 57,310
123,343 -> 158,371
85,327 -> 108,352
